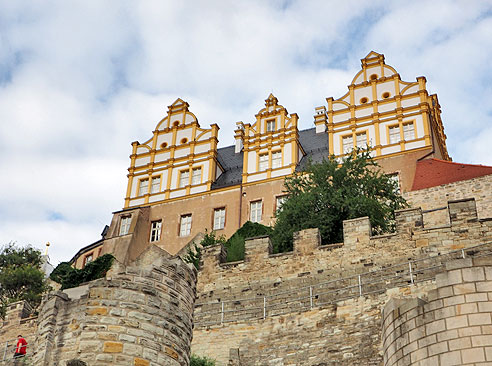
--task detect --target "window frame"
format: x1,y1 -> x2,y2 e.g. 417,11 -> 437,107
250,200 -> 263,223
258,153 -> 269,172
179,170 -> 190,188
191,167 -> 202,185
266,119 -> 276,132
342,134 -> 354,154
150,176 -> 161,194
213,207 -> 226,230
119,215 -> 132,236
150,220 -> 162,242
138,178 -> 149,196
275,195 -> 288,213
179,214 -> 192,237
403,122 -> 415,141
271,150 -> 282,169
356,132 -> 367,149
84,253 -> 93,266
388,124 -> 400,145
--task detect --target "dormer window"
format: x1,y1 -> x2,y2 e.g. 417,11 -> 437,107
266,119 -> 276,132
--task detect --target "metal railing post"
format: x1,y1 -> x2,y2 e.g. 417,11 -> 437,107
221,302 -> 224,325
409,262 -> 414,284
263,297 -> 266,319
358,275 -> 362,296
309,286 -> 313,309
3,341 -> 8,361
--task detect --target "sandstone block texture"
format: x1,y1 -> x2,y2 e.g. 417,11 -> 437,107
32,245 -> 196,366
382,257 -> 492,366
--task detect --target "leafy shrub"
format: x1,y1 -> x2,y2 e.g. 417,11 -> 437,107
190,354 -> 215,366
184,231 -> 225,269
50,254 -> 114,289
225,221 -> 273,262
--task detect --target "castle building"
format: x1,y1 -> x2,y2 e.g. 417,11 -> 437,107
72,51 -> 452,269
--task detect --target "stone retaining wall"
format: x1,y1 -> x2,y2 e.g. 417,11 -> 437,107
192,198 -> 492,364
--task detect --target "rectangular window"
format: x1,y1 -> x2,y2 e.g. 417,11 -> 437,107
213,208 -> 226,230
387,173 -> 401,194
403,122 -> 415,141
259,154 -> 269,171
266,119 -> 276,132
179,170 -> 190,188
150,220 -> 162,242
138,179 -> 149,196
250,201 -> 262,223
119,216 -> 132,236
180,214 -> 192,236
191,168 -> 202,185
84,254 -> 93,266
342,135 -> 353,153
389,125 -> 400,144
151,176 -> 161,194
276,195 -> 287,212
356,132 -> 367,149
272,151 -> 282,169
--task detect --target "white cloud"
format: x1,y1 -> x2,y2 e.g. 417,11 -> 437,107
0,0 -> 491,265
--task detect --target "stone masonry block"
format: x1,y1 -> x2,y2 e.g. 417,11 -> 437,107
445,315 -> 468,330
462,267 -> 485,282
428,340 -> 448,356
453,283 -> 476,295
426,319 -> 446,335
472,335 -> 492,347
461,347 -> 485,363
448,336 -> 471,351
445,258 -> 473,271
103,341 -> 123,353
439,350 -> 462,365
468,313 -> 492,326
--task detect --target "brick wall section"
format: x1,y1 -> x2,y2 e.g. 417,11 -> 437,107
31,246 -> 196,366
192,198 -> 492,364
404,174 -> 492,227
382,257 -> 492,366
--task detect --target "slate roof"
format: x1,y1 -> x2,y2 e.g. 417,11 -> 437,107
212,128 -> 329,189
411,158 -> 492,191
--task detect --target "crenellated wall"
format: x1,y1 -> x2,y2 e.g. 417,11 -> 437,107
192,198 -> 492,365
383,257 -> 492,365
32,246 -> 196,366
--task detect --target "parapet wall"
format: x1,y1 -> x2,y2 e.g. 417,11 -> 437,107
383,257 -> 492,365
198,198 -> 491,297
192,198 -> 492,364
33,246 -> 196,366
404,173 -> 492,227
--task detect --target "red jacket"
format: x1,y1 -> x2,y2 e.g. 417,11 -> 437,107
15,338 -> 27,354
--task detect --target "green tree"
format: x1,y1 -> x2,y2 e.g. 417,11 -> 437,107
271,150 -> 407,253
0,243 -> 49,317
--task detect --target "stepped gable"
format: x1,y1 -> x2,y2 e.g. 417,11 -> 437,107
412,158 -> 492,190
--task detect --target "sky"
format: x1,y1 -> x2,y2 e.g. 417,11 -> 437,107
1,0 -> 492,266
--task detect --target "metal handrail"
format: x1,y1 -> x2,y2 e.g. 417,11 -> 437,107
194,241 -> 492,326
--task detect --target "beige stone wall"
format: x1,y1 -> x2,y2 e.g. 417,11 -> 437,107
0,302 -> 37,363
192,198 -> 492,365
404,173 -> 492,227
383,257 -> 492,365
32,246 -> 196,366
